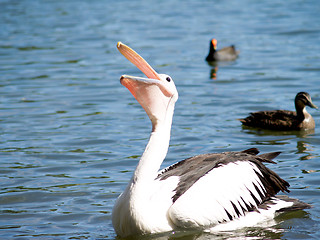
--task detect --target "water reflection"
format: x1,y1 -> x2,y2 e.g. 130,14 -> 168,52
241,127 -> 316,159
296,141 -> 315,161
115,209 -> 312,240
206,60 -> 238,80
210,66 -> 218,80
117,224 -> 285,240
241,126 -> 315,138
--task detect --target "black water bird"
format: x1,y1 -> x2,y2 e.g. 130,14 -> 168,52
206,38 -> 239,62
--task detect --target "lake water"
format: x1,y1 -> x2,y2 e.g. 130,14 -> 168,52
1,0 -> 320,239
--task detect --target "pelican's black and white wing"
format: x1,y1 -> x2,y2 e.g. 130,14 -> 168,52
157,148 -> 299,230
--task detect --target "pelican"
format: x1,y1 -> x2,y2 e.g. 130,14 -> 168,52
112,42 -> 310,238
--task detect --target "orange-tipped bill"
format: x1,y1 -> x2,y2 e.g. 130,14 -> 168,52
117,42 -> 160,80
211,39 -> 217,50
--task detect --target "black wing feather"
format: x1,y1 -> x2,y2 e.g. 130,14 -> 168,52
157,148 -> 289,205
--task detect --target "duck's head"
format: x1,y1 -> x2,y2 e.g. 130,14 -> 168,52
295,92 -> 318,110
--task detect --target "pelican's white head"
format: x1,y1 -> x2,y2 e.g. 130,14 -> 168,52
117,42 -> 178,130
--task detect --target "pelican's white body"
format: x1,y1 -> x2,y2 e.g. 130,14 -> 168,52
112,152 -> 294,237
112,42 -> 296,238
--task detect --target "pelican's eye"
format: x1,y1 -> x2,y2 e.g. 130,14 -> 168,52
166,76 -> 171,82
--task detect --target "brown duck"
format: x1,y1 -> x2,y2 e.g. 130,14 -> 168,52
239,92 -> 318,130
205,38 -> 239,62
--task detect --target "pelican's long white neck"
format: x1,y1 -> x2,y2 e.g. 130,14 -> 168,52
114,43 -> 179,236
132,100 -> 175,184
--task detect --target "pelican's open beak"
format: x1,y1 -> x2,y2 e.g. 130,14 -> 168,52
117,42 -> 160,80
117,42 -> 177,125
117,42 -> 175,99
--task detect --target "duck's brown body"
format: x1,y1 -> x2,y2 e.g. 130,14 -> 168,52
240,109 -> 315,131
239,92 -> 317,131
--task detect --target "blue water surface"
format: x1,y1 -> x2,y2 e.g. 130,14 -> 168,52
1,0 -> 320,239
